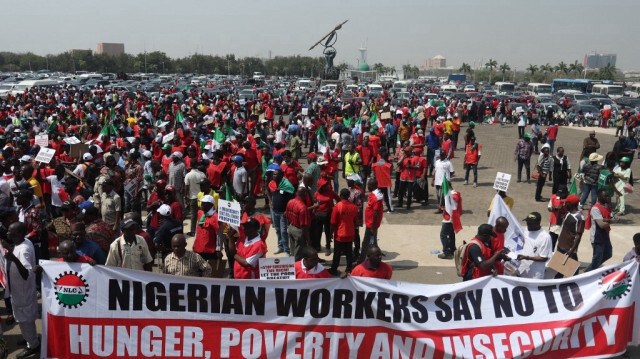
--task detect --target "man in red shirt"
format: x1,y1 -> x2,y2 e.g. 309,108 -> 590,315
351,246 -> 392,279
295,246 -> 330,279
328,189 -> 359,275
359,178 -> 384,263
281,150 -> 302,187
371,148 -> 394,212
285,187 -> 311,260
229,218 -> 267,280
356,136 -> 375,186
193,195 -> 219,262
398,146 -> 417,209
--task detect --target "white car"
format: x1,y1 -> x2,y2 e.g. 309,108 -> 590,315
463,85 -> 476,92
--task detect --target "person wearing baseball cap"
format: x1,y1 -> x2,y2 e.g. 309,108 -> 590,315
105,217 -> 153,271
193,194 -> 220,263
153,204 -> 184,259
462,224 -> 508,281
518,212 -> 552,279
554,195 -> 584,277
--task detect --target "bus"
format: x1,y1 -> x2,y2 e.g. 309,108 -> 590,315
526,83 -> 552,96
494,82 -> 515,95
591,84 -> 624,99
551,79 -> 602,94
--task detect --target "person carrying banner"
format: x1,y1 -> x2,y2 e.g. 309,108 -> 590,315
518,212 -> 553,279
4,222 -> 40,358
106,218 -> 153,271
585,189 -> 614,271
486,190 -> 514,217
295,246 -> 330,279
164,234 -> 212,277
228,218 -> 267,280
462,224 -> 509,281
350,246 -> 392,279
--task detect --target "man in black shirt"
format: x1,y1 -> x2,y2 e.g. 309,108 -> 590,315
153,204 -> 184,259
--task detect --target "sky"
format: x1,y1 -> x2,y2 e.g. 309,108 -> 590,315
3,0 -> 639,71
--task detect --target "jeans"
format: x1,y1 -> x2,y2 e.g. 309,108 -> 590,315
270,209 -> 289,253
580,183 -> 598,206
535,173 -> 546,200
585,241 -> 612,272
333,169 -> 340,192
330,241 -> 353,272
398,180 -> 414,207
518,126 -> 525,138
532,137 -> 539,153
517,158 -> 530,181
547,139 -> 556,154
464,164 -> 478,183
440,222 -> 456,255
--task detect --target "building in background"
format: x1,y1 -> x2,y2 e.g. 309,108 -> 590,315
425,55 -> 446,70
97,43 -> 125,56
586,53 -> 616,69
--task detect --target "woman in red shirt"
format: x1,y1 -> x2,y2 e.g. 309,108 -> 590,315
314,178 -> 339,256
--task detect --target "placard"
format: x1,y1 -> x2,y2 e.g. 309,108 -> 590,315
301,108 -> 308,116
258,257 -> 296,280
35,134 -> 49,147
417,112 -> 425,120
546,251 -> 581,277
63,136 -> 81,145
69,143 -> 89,159
381,112 -> 392,120
217,199 -> 241,227
493,172 -> 511,192
35,147 -> 56,163
162,132 -> 175,144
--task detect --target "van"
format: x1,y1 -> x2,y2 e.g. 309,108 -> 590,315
526,83 -> 552,96
78,73 -> 104,80
494,82 -> 515,95
591,84 -> 624,99
440,84 -> 457,92
295,79 -> 316,90
392,80 -> 410,92
10,80 -> 59,95
627,83 -> 640,98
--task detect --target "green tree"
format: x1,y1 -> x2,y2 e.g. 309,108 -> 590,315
499,63 -> 511,81
459,63 -> 472,74
540,63 -> 553,82
569,60 -> 584,78
555,61 -> 569,75
526,64 -> 538,80
485,58 -> 498,83
597,64 -> 617,80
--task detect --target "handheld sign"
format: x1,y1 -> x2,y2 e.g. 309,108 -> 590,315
63,136 -> 81,145
162,132 -> 175,144
302,108 -> 309,116
381,112 -> 392,120
35,134 -> 49,147
259,257 -> 296,280
217,199 -> 241,227
35,147 -> 56,164
493,172 -> 511,192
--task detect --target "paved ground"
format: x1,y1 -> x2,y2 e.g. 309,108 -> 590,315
3,123 -> 639,358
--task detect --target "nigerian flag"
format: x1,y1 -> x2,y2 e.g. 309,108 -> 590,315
343,117 -> 352,127
225,185 -> 234,201
176,110 -> 185,124
370,112 -> 382,129
442,177 -> 456,215
569,177 -> 578,196
212,128 -> 226,149
316,126 -> 328,154
109,107 -> 116,120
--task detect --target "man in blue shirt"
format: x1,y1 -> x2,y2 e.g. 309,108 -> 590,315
384,120 -> 396,149
70,222 -> 107,264
425,127 -> 441,177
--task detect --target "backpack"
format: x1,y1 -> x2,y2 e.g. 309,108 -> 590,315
454,240 -> 473,277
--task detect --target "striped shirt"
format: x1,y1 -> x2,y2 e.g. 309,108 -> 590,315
163,251 -> 212,277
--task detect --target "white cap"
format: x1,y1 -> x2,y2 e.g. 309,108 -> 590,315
157,204 -> 171,216
171,152 -> 183,158
20,155 -> 32,162
143,150 -> 152,158
200,195 -> 215,204
83,153 -> 93,161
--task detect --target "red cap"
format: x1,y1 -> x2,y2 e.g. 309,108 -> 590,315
307,152 -> 318,160
565,194 -> 580,205
317,178 -> 329,188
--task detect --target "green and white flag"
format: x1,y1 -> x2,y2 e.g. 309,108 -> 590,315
176,110 -> 189,129
442,177 -> 456,215
316,126 -> 328,154
212,128 -> 226,149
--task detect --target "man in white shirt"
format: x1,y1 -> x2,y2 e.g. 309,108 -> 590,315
432,150 -> 455,214
518,212 -> 553,279
184,160 -> 207,236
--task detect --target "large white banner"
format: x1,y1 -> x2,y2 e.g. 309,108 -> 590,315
41,260 -> 640,358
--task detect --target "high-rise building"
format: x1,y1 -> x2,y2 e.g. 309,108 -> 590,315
425,55 -> 446,69
97,43 -> 125,56
586,53 -> 616,69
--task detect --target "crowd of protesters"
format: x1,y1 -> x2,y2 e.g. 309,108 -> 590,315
0,79 -> 638,358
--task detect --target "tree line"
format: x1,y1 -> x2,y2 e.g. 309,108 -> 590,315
0,51 -> 331,77
458,59 -> 619,83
